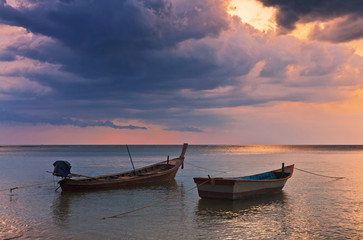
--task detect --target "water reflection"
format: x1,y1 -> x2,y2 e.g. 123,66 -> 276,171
196,192 -> 287,217
194,192 -> 291,239
51,180 -> 179,224
52,192 -> 73,225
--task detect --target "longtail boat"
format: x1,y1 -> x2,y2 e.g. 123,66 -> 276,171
55,143 -> 188,192
193,163 -> 294,200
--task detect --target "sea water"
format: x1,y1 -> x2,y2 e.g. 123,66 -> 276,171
0,145 -> 362,239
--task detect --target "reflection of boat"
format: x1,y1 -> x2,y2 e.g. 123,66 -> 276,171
58,144 -> 188,192
52,181 -> 179,224
193,164 -> 294,200
196,191 -> 287,215
52,192 -> 73,224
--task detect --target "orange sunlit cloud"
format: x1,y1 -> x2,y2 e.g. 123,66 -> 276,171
347,39 -> 363,57
290,21 -> 363,57
229,0 -> 276,31
229,1 -> 363,58
199,90 -> 363,145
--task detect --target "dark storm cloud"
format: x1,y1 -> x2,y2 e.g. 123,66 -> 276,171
0,0 -> 238,130
0,109 -> 146,129
57,118 -> 147,130
0,52 -> 15,61
0,0 -> 268,131
0,0 -> 230,84
164,127 -> 203,132
258,0 -> 363,42
0,0 -> 242,95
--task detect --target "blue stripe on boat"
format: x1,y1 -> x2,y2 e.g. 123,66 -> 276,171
228,171 -> 276,180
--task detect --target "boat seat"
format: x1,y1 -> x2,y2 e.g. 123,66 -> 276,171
274,172 -> 290,179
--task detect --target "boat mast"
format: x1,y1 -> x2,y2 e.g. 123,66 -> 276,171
126,145 -> 137,176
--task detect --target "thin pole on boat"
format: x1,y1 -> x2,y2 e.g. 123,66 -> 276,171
281,162 -> 285,174
280,162 -> 285,179
126,145 -> 137,176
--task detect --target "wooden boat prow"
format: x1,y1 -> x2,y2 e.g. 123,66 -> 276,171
193,164 -> 294,200
58,143 -> 188,191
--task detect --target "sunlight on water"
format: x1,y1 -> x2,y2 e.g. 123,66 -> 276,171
0,201 -> 28,239
0,220 -> 24,239
195,145 -> 363,156
193,145 -> 293,155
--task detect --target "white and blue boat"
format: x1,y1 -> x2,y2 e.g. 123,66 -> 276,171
193,164 -> 294,200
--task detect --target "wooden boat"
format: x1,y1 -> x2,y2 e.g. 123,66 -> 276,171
193,164 -> 294,200
57,143 -> 188,191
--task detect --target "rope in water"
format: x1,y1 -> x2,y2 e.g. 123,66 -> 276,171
0,165 -> 343,194
0,180 -> 55,193
100,164 -> 346,220
295,167 -> 344,179
188,163 -> 345,179
187,162 -> 230,173
101,179 -> 209,220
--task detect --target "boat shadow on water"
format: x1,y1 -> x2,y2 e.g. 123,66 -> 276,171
195,191 -> 288,218
51,180 -> 179,224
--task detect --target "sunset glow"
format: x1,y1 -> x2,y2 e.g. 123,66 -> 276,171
229,0 -> 276,31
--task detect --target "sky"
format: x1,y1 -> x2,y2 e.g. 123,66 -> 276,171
0,0 -> 363,145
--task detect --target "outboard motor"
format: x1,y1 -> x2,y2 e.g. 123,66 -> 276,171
53,161 -> 71,178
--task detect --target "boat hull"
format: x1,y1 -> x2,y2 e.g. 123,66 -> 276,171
60,166 -> 180,191
58,143 -> 188,192
193,164 -> 294,200
194,179 -> 288,200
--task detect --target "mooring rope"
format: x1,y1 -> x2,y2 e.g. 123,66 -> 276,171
295,167 -> 344,179
0,181 -> 55,193
101,179 -> 210,220
187,162 -> 230,173
188,164 -> 345,179
100,166 -> 344,219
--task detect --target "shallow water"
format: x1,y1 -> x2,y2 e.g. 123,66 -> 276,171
0,145 -> 362,239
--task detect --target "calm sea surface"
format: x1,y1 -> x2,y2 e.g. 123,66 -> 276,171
0,145 -> 362,239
